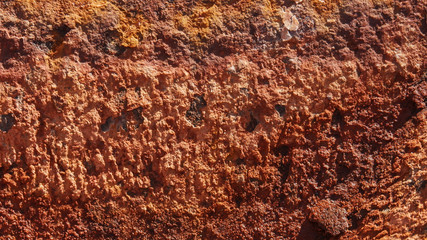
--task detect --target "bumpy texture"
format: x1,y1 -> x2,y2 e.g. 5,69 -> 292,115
0,0 -> 426,239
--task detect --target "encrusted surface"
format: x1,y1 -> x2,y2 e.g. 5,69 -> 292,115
0,0 -> 426,239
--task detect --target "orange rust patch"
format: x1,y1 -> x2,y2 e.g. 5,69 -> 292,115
311,0 -> 341,16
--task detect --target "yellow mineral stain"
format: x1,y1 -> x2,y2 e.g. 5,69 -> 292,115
174,4 -> 223,47
172,0 -> 289,48
311,0 -> 341,16
15,0 -> 148,50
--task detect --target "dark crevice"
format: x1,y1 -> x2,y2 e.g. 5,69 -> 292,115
51,24 -> 72,52
234,195 -> 243,208
100,117 -> 114,132
116,115 -> 127,131
56,25 -> 71,38
147,163 -> 162,190
132,107 -> 144,128
245,113 -> 259,132
84,160 -> 96,176
417,180 -> 426,192
393,97 -> 422,130
275,104 -> 286,117
186,95 -> 207,127
0,114 -> 15,132
278,162 -> 291,183
99,30 -> 122,55
100,107 -> 144,133
273,145 -> 290,157
349,209 -> 368,230
135,86 -> 141,96
297,219 -> 326,240
235,158 -> 245,165
336,152 -> 352,182
329,194 -> 341,201
154,43 -> 171,61
208,36 -> 236,57
339,9 -> 355,25
331,109 -> 344,127
349,213 -> 359,230
336,164 -> 351,183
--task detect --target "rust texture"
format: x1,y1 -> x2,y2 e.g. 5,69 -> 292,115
0,0 -> 426,239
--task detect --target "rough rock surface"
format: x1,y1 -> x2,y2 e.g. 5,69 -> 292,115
0,0 -> 426,239
309,199 -> 349,236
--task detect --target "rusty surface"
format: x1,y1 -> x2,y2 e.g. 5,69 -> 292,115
0,0 -> 426,239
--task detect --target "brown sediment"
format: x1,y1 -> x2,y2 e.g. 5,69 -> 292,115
0,0 -> 426,239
